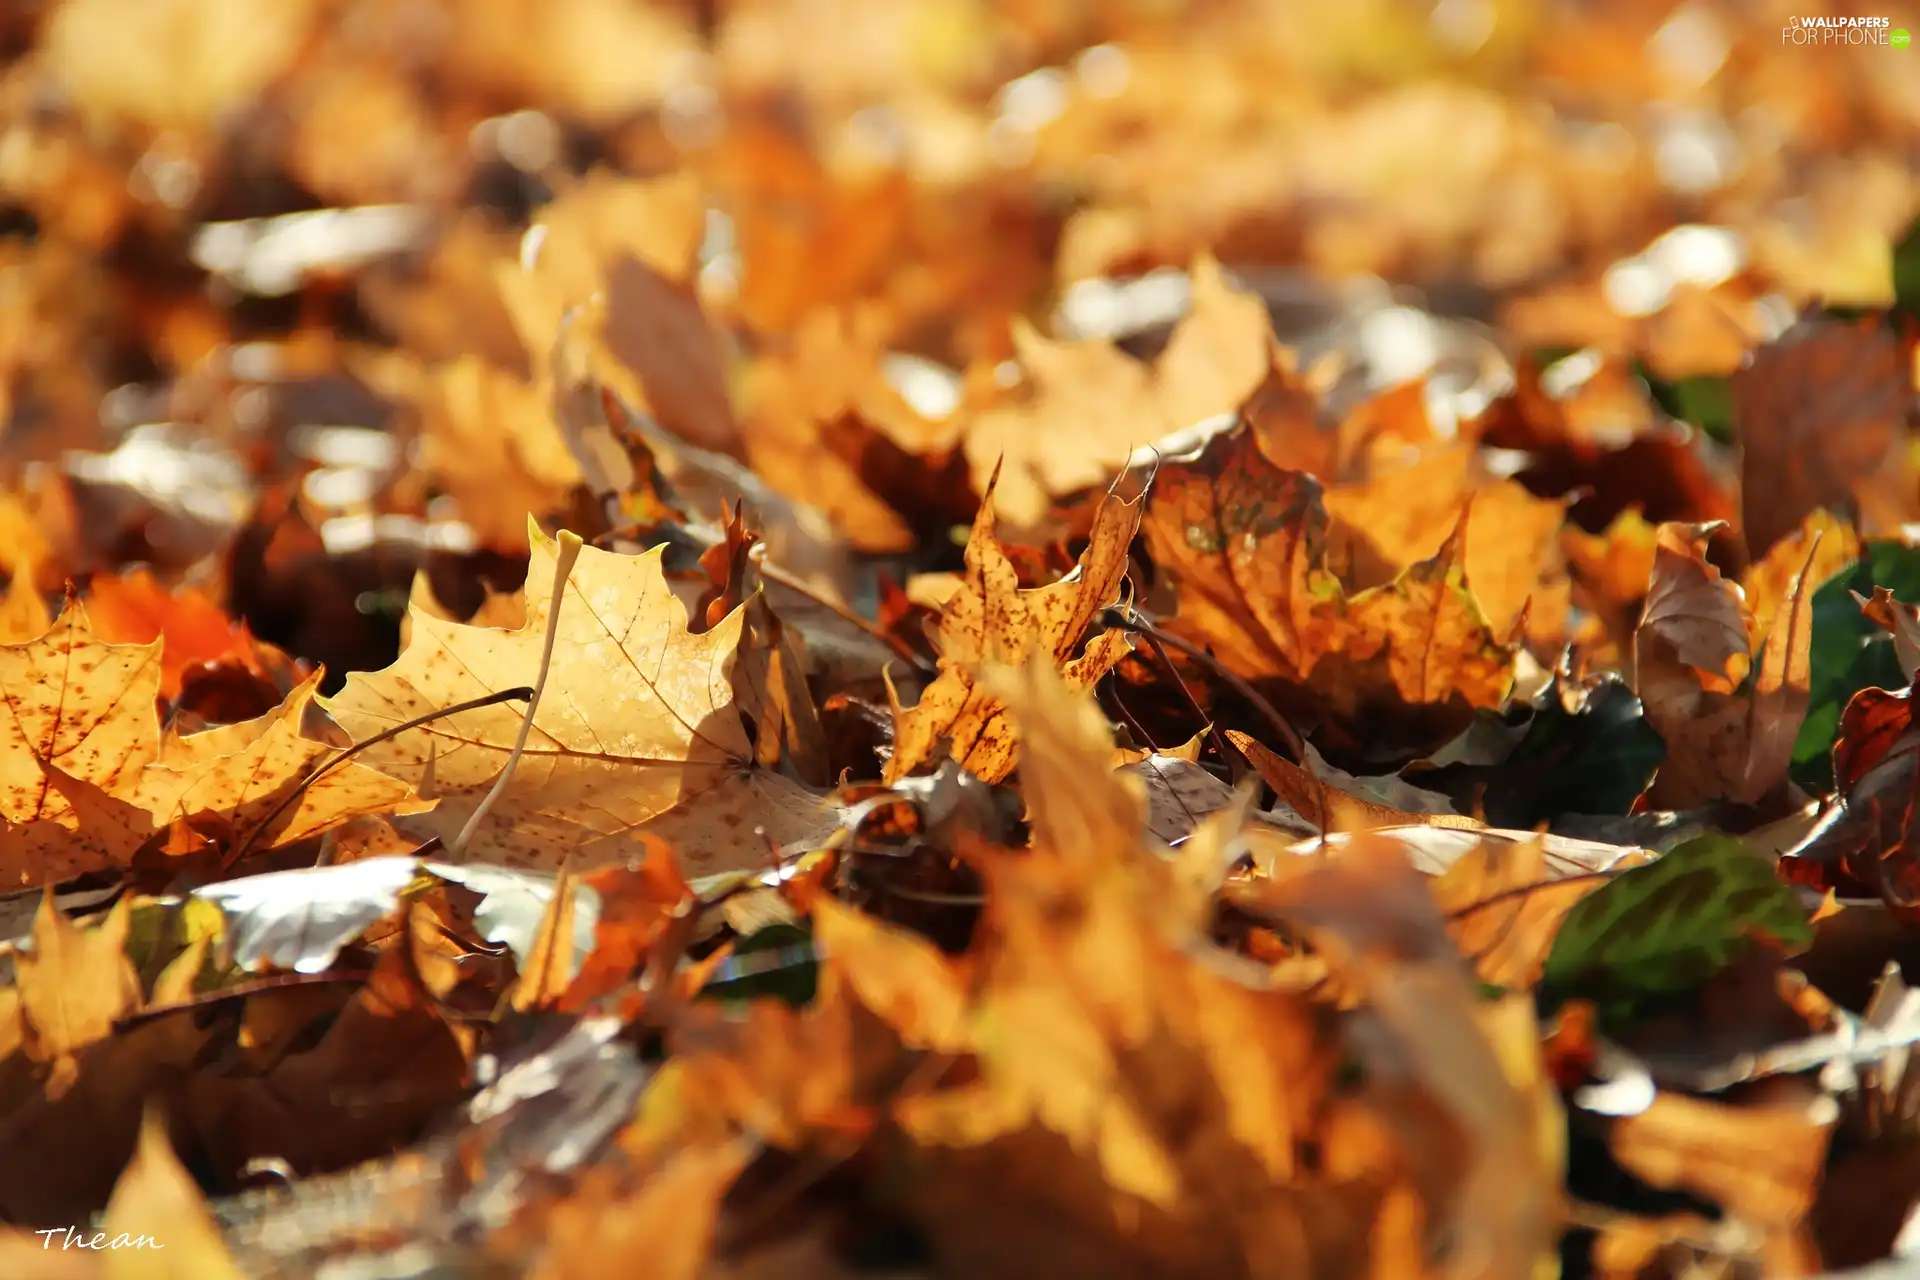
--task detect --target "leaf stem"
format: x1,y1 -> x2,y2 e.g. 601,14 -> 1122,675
754,556 -> 935,674
451,532 -> 584,856
223,686 -> 535,871
1101,606 -> 1308,763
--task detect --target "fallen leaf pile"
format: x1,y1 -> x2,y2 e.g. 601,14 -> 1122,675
2,2 -> 1920,1277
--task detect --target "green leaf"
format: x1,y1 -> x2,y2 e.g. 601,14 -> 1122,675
701,923 -> 817,1006
1790,541 -> 1920,792
1493,676 -> 1665,826
1893,214 -> 1920,323
1414,676 -> 1664,828
1542,835 -> 1812,1008
1638,365 -> 1735,444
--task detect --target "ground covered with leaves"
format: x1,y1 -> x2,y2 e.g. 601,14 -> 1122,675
3,1 -> 1920,1277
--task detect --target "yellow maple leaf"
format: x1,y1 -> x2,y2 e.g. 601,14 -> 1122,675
1324,442 -> 1571,645
884,478 -> 1141,784
325,520 -> 838,876
855,662 -> 1336,1221
0,606 -> 417,883
1144,427 -> 1518,748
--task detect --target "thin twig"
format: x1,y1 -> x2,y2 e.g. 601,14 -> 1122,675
754,557 -> 933,673
224,687 -> 534,871
587,513 -> 933,672
871,881 -> 988,907
111,970 -> 368,1033
452,532 -> 584,855
1101,606 -> 1308,763
1100,680 -> 1227,830
1117,639 -> 1239,779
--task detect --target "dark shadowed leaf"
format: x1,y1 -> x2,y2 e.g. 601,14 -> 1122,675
1419,675 -> 1664,829
1792,541 -> 1920,792
701,923 -> 818,1006
1894,213 -> 1920,323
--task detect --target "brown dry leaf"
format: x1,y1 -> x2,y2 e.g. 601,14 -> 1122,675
96,1108 -> 244,1280
359,212 -> 528,372
14,893 -> 141,1097
326,520 -> 837,875
1738,509 -> 1860,652
1322,508 -> 1517,719
318,812 -> 426,864
1146,427 -> 1516,745
873,662 -> 1350,1267
1643,282 -> 1774,382
0,490 -> 63,595
126,674 -> 426,851
1231,835 -> 1565,1280
1238,347 -> 1344,476
665,978 -> 869,1152
1585,1211 -> 1747,1280
440,0 -> 704,127
703,126 -> 918,338
1564,506 -> 1661,660
0,603 -> 164,835
405,571 -> 528,634
965,254 -> 1272,524
1635,522 -> 1821,807
561,841 -> 693,1010
1329,375 -> 1445,474
0,605 -> 414,880
697,513 -> 831,786
85,570 -> 299,711
1637,521 -> 1751,696
1141,425 -> 1346,684
1121,750 -> 1272,847
1734,313 -> 1918,560
186,946 -> 469,1178
1111,730 -> 1205,769
1324,444 -> 1571,644
43,0 -> 318,137
1228,729 -> 1482,834
0,1232 -> 100,1280
884,480 -> 1140,785
739,305 -> 971,554
811,895 -> 971,1053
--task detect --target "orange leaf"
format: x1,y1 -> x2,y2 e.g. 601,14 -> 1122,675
1734,314 -> 1918,559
